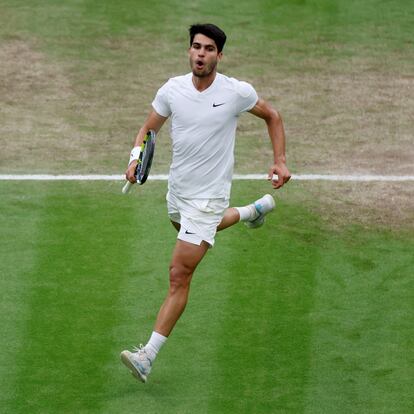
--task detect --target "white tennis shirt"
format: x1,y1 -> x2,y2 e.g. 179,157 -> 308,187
152,72 -> 258,199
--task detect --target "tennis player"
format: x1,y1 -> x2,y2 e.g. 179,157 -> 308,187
121,23 -> 291,383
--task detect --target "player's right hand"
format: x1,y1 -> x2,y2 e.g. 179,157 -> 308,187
125,160 -> 138,183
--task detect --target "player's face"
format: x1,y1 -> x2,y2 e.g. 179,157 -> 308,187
188,34 -> 222,78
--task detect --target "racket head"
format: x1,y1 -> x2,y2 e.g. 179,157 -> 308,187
135,130 -> 156,185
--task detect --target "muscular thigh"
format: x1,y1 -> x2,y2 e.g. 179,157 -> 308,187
170,239 -> 210,275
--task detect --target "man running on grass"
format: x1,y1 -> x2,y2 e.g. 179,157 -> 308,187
121,23 -> 291,383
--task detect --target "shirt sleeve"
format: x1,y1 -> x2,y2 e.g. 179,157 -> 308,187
235,81 -> 259,113
152,80 -> 172,117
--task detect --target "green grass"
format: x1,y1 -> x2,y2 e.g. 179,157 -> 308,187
2,0 -> 413,65
0,181 -> 413,413
0,0 -> 413,412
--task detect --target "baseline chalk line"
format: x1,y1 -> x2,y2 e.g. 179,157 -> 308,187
0,174 -> 414,182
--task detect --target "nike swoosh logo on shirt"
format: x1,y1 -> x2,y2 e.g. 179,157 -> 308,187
212,102 -> 225,107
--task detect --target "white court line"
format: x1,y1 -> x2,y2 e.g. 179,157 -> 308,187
0,174 -> 414,182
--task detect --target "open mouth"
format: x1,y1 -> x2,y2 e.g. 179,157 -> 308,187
195,60 -> 204,69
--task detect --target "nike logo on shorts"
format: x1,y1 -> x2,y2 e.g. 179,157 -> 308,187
212,102 -> 225,107
185,230 -> 195,234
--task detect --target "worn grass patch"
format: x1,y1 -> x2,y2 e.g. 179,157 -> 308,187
1,0 -> 413,177
283,180 -> 414,232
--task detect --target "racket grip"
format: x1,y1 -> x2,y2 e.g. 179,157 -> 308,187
122,181 -> 132,194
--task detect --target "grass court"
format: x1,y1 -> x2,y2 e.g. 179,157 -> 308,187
0,1 -> 413,413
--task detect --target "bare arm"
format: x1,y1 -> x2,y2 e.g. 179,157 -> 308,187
249,98 -> 291,189
125,110 -> 168,183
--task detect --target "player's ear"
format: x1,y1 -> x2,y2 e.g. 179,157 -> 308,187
217,51 -> 223,62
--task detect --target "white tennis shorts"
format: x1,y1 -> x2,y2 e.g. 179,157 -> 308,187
166,191 -> 229,247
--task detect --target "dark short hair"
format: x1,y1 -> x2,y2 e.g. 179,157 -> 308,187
189,23 -> 227,53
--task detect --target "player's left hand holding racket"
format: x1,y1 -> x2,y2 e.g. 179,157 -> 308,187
122,130 -> 156,194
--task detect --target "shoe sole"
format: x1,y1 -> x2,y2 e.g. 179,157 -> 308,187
245,214 -> 264,228
120,351 -> 147,383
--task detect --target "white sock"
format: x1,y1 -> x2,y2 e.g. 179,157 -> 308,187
145,331 -> 167,361
235,204 -> 258,222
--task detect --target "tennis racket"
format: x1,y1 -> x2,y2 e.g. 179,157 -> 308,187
122,130 -> 156,194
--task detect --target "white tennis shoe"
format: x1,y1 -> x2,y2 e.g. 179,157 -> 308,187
245,194 -> 276,229
120,345 -> 152,383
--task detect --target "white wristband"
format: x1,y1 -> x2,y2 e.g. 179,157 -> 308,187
128,146 -> 141,166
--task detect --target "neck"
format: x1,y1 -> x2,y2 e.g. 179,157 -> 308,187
192,71 -> 217,92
